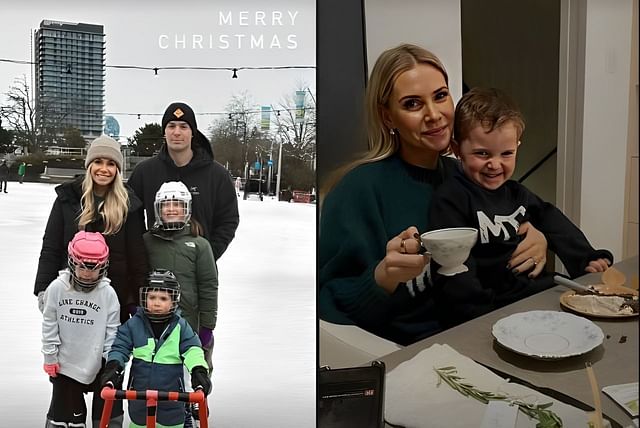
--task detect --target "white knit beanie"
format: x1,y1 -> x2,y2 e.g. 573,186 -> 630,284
85,135 -> 123,171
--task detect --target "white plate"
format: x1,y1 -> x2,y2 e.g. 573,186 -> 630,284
492,310 -> 604,360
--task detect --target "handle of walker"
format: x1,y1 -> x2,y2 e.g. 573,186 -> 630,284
100,386 -> 205,404
99,387 -> 208,428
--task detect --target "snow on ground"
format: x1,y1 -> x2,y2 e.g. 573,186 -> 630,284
0,182 -> 316,427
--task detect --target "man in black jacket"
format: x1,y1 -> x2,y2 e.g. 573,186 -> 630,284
127,102 -> 239,260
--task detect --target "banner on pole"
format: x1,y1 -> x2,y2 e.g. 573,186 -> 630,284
295,90 -> 306,124
261,106 -> 271,130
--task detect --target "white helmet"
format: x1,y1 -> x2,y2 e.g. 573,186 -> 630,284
153,181 -> 192,230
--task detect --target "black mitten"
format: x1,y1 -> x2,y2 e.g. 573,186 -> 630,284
100,360 -> 124,389
190,366 -> 212,395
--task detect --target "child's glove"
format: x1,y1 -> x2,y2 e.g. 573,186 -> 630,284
37,291 -> 45,313
190,366 -> 212,395
198,327 -> 213,348
43,363 -> 60,377
100,360 -> 124,389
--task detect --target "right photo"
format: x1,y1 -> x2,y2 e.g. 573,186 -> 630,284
317,1 -> 638,427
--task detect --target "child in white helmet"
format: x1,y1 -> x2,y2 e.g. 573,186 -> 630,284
41,231 -> 123,428
142,180 -> 218,426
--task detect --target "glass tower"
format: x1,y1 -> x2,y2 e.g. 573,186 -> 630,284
34,20 -> 105,142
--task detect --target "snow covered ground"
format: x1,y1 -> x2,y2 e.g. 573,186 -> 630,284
0,182 -> 316,427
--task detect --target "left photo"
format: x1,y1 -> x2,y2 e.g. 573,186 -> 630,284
0,1 -> 316,427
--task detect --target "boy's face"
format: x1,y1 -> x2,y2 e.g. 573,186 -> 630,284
455,122 -> 519,190
160,200 -> 187,223
145,289 -> 173,315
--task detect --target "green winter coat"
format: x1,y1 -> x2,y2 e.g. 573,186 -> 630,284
18,163 -> 26,176
143,225 -> 218,331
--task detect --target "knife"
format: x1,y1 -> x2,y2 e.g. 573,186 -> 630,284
553,275 -> 597,294
554,275 -> 638,304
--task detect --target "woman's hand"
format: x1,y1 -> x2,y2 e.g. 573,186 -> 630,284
585,258 -> 610,273
374,226 -> 429,293
509,222 -> 547,278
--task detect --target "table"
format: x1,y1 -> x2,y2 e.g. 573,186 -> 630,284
380,256 -> 639,427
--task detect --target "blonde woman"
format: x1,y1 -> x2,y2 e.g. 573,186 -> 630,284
35,135 -> 149,325
319,44 -> 548,345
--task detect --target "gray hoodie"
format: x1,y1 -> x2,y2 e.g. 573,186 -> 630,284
41,269 -> 120,384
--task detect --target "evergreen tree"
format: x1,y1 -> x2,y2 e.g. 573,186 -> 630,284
128,123 -> 163,156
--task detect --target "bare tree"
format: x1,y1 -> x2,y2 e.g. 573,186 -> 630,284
207,88 -> 317,191
0,75 -> 67,152
214,92 -> 270,179
272,86 -> 316,166
0,75 -> 38,151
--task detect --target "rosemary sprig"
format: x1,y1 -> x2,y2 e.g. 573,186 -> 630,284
435,366 -> 563,428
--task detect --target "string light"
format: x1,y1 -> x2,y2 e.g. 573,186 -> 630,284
0,56 -> 316,126
106,106 -> 314,118
0,58 -> 315,78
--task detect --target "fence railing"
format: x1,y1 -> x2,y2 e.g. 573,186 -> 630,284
44,146 -> 87,156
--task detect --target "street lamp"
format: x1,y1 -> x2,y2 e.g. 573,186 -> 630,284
275,126 -> 285,199
267,140 -> 274,195
255,149 -> 263,201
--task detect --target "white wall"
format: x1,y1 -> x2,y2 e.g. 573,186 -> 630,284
579,0 -> 634,260
623,0 -> 638,258
364,0 -> 463,103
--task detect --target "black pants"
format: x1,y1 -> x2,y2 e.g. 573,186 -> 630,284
47,373 -> 123,425
1,179 -> 7,192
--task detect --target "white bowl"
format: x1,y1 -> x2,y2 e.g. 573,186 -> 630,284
420,227 -> 478,276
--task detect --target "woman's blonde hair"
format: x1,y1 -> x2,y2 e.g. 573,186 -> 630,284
322,43 -> 450,196
77,163 -> 129,235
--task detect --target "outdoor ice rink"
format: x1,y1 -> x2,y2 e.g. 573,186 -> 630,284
0,182 -> 316,427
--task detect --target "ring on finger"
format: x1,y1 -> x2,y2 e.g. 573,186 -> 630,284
400,239 -> 407,254
530,257 -> 538,266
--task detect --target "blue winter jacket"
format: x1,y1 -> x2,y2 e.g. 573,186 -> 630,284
107,309 -> 207,426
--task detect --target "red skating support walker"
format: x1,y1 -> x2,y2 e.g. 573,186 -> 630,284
99,387 -> 209,428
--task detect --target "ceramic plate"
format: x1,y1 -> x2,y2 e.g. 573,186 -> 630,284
560,290 -> 638,318
492,310 -> 604,360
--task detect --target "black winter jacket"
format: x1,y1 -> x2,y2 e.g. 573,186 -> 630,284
429,169 -> 614,328
34,177 -> 149,309
127,141 -> 239,260
0,163 -> 9,178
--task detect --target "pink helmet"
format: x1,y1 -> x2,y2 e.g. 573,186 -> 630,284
67,231 -> 109,291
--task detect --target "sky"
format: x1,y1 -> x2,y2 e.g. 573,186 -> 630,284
0,0 -> 316,140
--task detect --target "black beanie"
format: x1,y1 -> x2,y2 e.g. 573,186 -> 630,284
162,102 -> 197,132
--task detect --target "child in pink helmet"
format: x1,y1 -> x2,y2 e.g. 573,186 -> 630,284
41,231 -> 123,428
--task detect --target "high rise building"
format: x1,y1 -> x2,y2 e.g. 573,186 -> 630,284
33,20 -> 105,142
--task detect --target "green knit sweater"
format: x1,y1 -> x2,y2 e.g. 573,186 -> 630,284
319,154 -> 459,345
